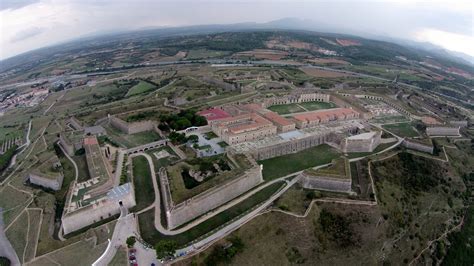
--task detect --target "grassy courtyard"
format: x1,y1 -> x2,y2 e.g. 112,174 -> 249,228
268,103 -> 305,115
382,123 -> 420,138
299,101 -> 337,111
258,144 -> 341,180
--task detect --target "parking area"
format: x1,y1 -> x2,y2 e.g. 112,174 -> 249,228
130,241 -> 161,266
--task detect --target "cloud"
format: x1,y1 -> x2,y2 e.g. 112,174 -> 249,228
415,28 -> 474,56
10,27 -> 45,43
0,0 -> 40,11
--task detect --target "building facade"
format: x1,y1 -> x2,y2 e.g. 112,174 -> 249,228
211,113 -> 277,145
293,108 -> 359,129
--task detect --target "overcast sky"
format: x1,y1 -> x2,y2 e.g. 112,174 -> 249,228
0,0 -> 473,60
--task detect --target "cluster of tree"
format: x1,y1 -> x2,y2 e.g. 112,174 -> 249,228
159,109 -> 207,131
319,209 -> 355,248
97,135 -> 120,147
168,132 -> 188,144
204,236 -> 245,265
155,240 -> 178,259
126,236 -> 136,248
0,256 -> 11,266
398,152 -> 442,191
157,32 -> 271,53
126,111 -> 155,122
0,145 -> 17,173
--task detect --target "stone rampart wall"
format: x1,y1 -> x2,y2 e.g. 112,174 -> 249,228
299,174 -> 351,193
402,140 -> 434,154
61,190 -> 135,235
162,165 -> 263,229
28,173 -> 63,191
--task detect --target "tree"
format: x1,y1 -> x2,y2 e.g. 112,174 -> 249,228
126,236 -> 136,248
155,240 -> 178,259
187,135 -> 199,143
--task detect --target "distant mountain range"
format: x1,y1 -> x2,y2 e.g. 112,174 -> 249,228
1,17 -> 473,71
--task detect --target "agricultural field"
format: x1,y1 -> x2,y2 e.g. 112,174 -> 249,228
300,67 -> 353,78
186,49 -> 231,60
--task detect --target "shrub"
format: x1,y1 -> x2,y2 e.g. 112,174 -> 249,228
126,236 -> 136,247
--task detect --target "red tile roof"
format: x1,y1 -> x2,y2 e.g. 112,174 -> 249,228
198,108 -> 231,121
263,111 -> 294,126
83,137 -> 99,145
293,108 -> 358,122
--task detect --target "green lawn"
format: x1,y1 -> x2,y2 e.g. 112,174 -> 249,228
138,182 -> 284,247
299,101 -> 337,111
268,104 -> 305,115
382,123 -> 420,138
258,144 -> 341,180
204,131 -> 218,140
217,141 -> 228,148
126,81 -> 156,96
370,115 -> 410,124
126,131 -> 161,145
131,156 -> 155,212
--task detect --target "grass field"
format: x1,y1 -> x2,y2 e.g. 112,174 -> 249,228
72,154 -> 90,182
24,209 -> 42,262
186,202 -> 384,265
104,124 -> 161,148
5,211 -> 28,264
258,144 -> 340,180
274,184 -> 309,215
131,156 -> 155,212
268,103 -> 305,115
0,185 -> 31,227
370,115 -> 409,124
110,247 -> 128,266
146,146 -> 179,171
299,101 -> 337,111
126,81 -> 156,96
382,123 -> 420,137
126,131 -> 161,145
138,182 -> 284,247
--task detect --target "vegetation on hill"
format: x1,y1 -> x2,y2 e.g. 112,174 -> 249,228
0,145 -> 17,172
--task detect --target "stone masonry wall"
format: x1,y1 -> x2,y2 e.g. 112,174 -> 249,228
160,165 -> 263,229
61,189 -> 136,235
402,139 -> 434,154
299,174 -> 351,193
28,173 -> 63,191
